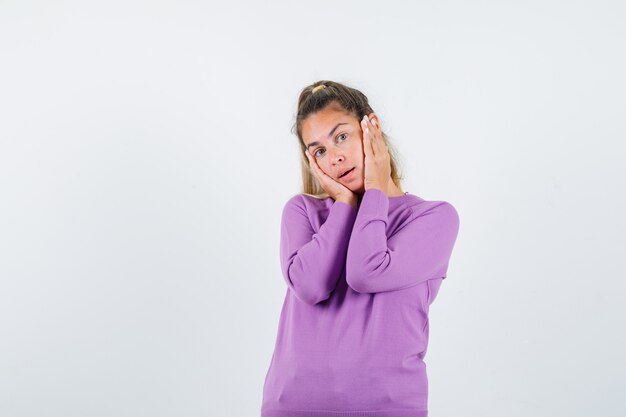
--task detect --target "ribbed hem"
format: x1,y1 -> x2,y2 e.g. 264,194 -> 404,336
261,408 -> 427,417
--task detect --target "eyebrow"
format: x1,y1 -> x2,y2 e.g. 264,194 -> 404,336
306,122 -> 350,150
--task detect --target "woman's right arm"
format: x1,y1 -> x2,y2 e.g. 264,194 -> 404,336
280,195 -> 357,305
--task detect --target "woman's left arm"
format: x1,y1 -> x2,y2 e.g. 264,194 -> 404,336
345,188 -> 460,293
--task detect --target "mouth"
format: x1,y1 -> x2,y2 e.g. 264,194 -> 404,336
338,167 -> 355,179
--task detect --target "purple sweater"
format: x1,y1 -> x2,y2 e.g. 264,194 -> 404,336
261,188 -> 460,417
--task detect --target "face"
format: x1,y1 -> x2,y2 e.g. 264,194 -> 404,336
301,104 -> 378,194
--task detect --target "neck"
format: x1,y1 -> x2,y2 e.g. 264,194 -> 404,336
357,181 -> 405,203
386,179 -> 405,197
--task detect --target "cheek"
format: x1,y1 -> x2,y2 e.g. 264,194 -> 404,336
319,161 -> 332,175
355,140 -> 364,159
356,135 -> 364,151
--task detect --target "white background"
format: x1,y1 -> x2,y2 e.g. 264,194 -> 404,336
1,1 -> 625,416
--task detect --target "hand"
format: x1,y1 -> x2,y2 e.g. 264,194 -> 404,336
304,148 -> 357,208
360,114 -> 391,194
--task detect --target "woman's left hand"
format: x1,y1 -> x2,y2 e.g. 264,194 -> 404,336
361,114 -> 391,194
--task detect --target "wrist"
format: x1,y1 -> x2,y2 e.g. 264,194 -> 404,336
365,182 -> 387,195
336,195 -> 357,210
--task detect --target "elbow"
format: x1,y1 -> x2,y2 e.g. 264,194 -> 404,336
345,267 -> 372,294
293,290 -> 329,306
347,279 -> 369,294
284,269 -> 332,306
289,279 -> 330,305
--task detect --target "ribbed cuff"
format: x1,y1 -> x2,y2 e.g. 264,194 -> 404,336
357,188 -> 388,220
323,199 -> 358,230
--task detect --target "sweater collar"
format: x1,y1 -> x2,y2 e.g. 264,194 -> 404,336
388,191 -> 412,208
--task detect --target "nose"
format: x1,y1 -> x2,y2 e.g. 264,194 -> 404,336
327,147 -> 345,164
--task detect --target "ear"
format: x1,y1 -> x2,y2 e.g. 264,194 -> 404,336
368,113 -> 380,128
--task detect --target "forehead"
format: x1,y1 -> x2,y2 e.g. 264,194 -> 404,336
302,106 -> 356,142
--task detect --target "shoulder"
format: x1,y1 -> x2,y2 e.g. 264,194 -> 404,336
406,197 -> 460,226
282,193 -> 333,216
283,193 -> 328,207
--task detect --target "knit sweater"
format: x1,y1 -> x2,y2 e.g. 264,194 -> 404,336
261,188 -> 460,417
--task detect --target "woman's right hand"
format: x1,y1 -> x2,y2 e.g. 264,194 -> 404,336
305,149 -> 357,209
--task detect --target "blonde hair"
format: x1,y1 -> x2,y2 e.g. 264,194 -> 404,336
291,80 -> 404,198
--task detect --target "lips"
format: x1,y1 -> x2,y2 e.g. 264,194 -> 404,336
339,167 -> 354,178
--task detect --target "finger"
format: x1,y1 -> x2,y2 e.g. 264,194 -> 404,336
366,114 -> 384,151
364,113 -> 379,131
306,149 -> 332,183
371,130 -> 385,155
305,150 -> 321,176
361,117 -> 375,157
365,114 -> 387,156
366,113 -> 378,129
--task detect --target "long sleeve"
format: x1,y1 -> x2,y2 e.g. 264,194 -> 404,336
280,195 -> 357,305
346,188 -> 460,294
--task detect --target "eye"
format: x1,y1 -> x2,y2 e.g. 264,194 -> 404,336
314,133 -> 348,157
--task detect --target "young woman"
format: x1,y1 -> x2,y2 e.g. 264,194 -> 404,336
260,80 -> 460,417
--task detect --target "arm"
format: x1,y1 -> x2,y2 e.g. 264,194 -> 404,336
346,188 -> 460,294
280,195 -> 357,305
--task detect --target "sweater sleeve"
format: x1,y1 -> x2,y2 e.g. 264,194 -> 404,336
280,195 -> 358,305
346,188 -> 460,294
